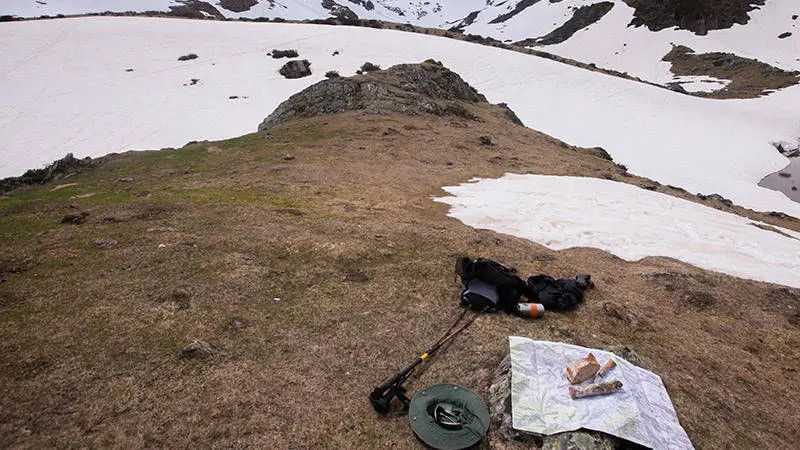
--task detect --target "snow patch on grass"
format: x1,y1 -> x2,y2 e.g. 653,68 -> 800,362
435,174 -> 800,288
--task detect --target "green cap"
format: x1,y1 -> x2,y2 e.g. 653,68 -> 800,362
408,384 -> 489,450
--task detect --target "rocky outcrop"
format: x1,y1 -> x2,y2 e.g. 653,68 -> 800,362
259,60 -> 494,131
321,0 -> 358,21
489,0 -> 544,24
219,0 -> 259,13
1,153 -> 97,193
662,45 -> 800,98
279,60 -> 312,79
623,0 -> 766,35
516,2 -> 615,46
167,0 -> 224,19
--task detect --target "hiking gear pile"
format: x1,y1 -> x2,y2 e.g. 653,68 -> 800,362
455,256 -> 592,314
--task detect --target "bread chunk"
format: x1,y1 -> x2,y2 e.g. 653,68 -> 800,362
565,353 -> 600,384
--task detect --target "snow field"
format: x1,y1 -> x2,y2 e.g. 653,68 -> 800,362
435,174 -> 800,288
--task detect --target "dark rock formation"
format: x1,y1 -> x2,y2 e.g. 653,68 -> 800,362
271,49 -> 299,58
321,0 -> 358,21
517,2 -> 615,46
489,0 -> 543,24
450,10 -> 480,31
498,102 -> 525,126
360,61 -> 380,72
347,0 -> 374,10
622,0 -> 766,35
259,60 -> 492,131
279,59 -> 312,79
662,45 -> 800,98
168,0 -> 224,19
219,0 -> 259,13
1,153 -> 97,193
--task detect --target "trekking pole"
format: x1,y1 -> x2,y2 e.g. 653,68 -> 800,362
369,308 -> 485,414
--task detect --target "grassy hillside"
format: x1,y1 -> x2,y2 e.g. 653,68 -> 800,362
1,89 -> 799,448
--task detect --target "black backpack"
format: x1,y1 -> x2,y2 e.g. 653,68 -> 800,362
526,274 -> 592,311
455,257 -> 531,313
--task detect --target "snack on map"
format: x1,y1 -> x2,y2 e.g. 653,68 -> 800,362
597,359 -> 617,378
565,353 -> 600,384
569,380 -> 623,399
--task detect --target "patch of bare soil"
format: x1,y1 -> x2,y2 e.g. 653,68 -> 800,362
623,0 -> 766,35
1,71 -> 799,448
663,45 -> 800,98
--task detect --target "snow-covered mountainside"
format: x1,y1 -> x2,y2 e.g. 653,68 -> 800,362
4,1 -> 798,91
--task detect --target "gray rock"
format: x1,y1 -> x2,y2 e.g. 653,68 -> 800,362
271,49 -> 299,59
181,339 -> 217,358
259,61 -> 488,131
147,226 -> 177,233
92,238 -> 118,249
279,59 -> 312,79
219,0 -> 257,13
697,193 -> 734,207
169,288 -> 191,310
543,431 -> 619,450
60,212 -> 88,225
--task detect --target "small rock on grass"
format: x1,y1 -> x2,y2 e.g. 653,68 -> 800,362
60,212 -> 88,225
181,340 -> 217,358
92,238 -> 118,249
147,226 -> 177,233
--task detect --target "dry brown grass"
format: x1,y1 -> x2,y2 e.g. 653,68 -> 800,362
1,104 -> 799,448
663,45 -> 800,98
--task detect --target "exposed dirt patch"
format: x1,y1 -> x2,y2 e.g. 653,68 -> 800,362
662,45 -> 800,98
623,0 -> 766,35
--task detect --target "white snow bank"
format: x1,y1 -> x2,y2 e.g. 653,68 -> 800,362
671,75 -> 731,94
1,17 -> 799,217
435,174 -> 800,288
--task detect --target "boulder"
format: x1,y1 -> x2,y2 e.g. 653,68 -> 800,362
260,61 -> 490,131
279,59 -> 312,79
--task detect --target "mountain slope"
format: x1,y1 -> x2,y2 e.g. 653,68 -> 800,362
4,0 -> 798,95
1,64 -> 799,448
2,17 -> 798,216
